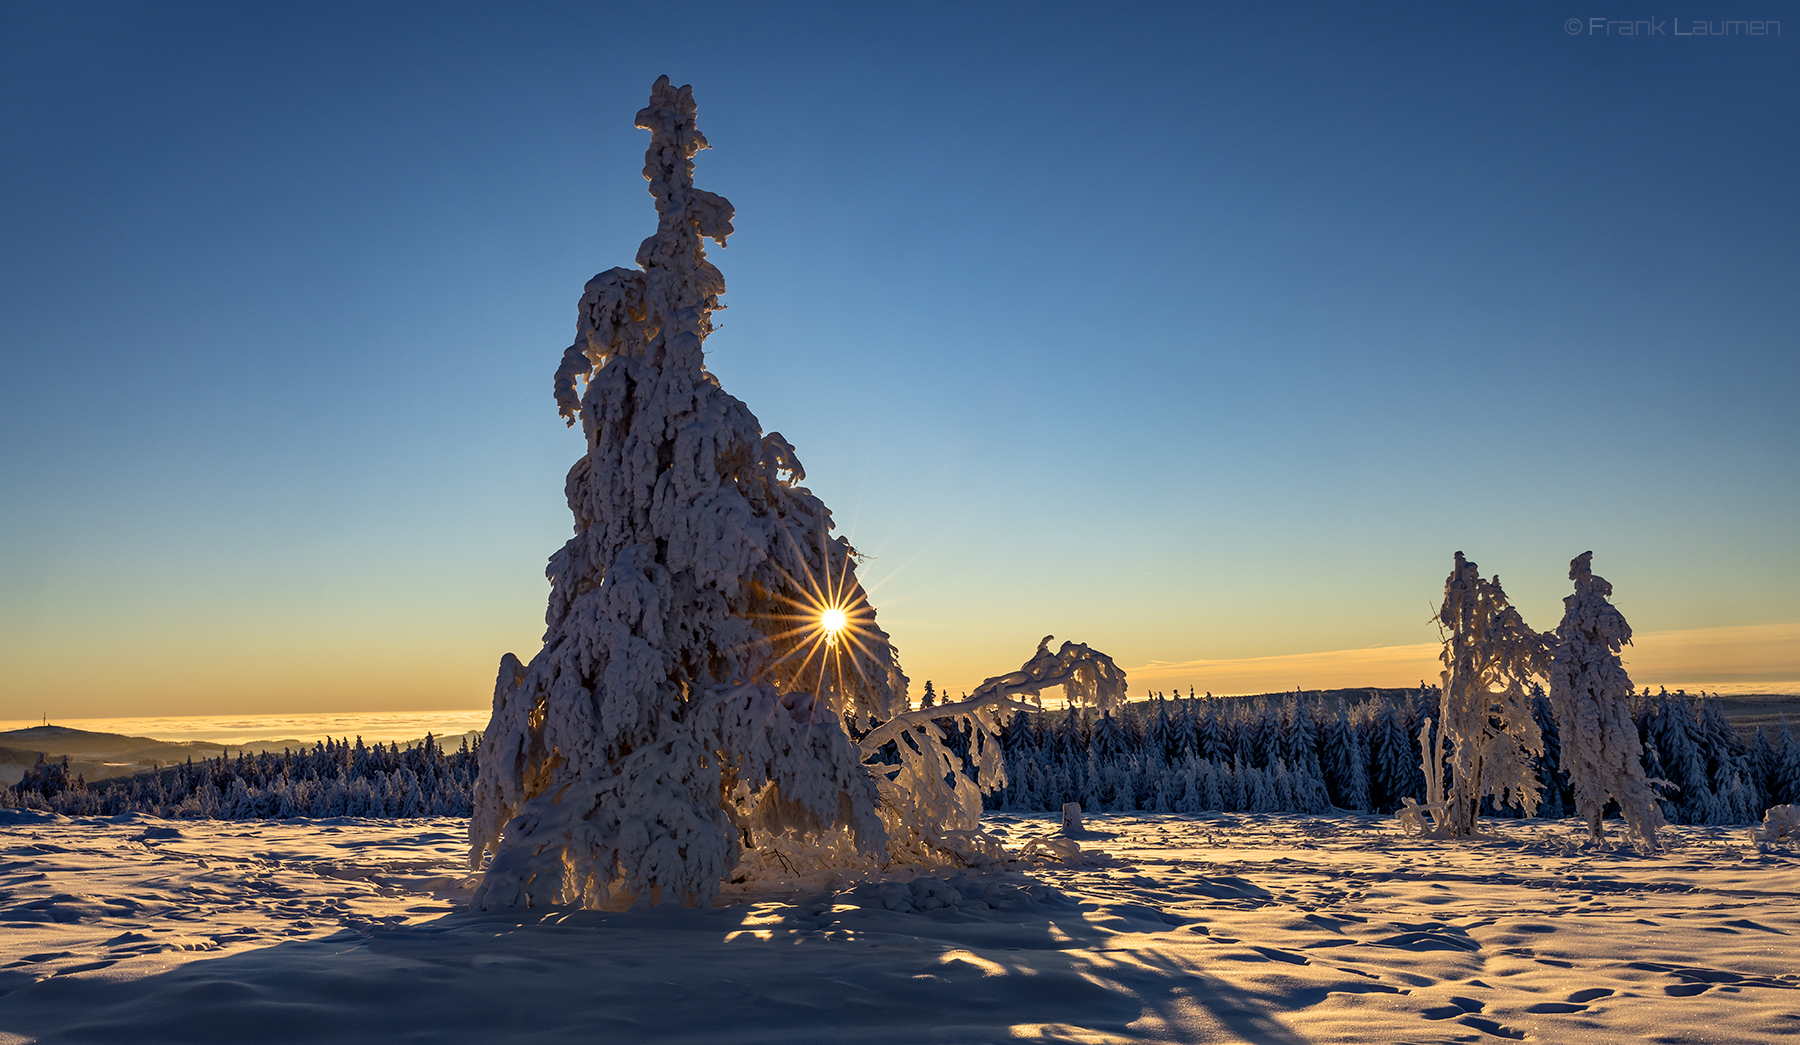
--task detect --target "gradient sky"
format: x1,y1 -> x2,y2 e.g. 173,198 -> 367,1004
2,2 -> 1796,720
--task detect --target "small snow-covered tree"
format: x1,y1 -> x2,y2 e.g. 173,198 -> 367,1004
1366,700 -> 1411,812
1091,710 -> 1127,764
1547,552 -> 1667,848
1694,695 -> 1755,817
1403,553 -> 1550,837
1324,700 -> 1373,812
1531,685 -> 1571,819
471,79 -> 1126,908
1773,718 -> 1800,808
1196,703 -> 1226,763
1645,694 -> 1709,821
1749,728 -> 1777,808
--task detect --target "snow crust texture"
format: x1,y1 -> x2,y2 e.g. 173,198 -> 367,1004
6,809 -> 1800,1045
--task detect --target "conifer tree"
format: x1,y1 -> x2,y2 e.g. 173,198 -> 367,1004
1091,711 -> 1127,765
1647,694 -> 1711,822
1407,553 -> 1550,836
1772,718 -> 1800,808
1547,552 -> 1666,847
1531,686 -> 1570,819
469,80 -> 1123,908
1147,700 -> 1176,763
1749,727 -> 1777,809
1694,695 -> 1753,813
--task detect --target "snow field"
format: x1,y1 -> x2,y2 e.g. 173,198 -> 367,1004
3,810 -> 1796,1043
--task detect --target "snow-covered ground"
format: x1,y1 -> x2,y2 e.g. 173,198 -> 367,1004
2,810 -> 1795,1044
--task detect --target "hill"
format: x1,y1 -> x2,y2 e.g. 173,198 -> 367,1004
0,725 -> 318,786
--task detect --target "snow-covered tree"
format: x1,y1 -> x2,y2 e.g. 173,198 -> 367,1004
1323,700 -> 1372,812
1531,685 -> 1571,819
1749,727 -> 1777,808
470,79 -> 1133,908
1146,699 -> 1176,764
1546,551 -> 1667,849
1694,694 -> 1754,817
1091,710 -> 1127,764
1196,703 -> 1226,764
1366,700 -> 1412,813
470,78 -> 911,910
1404,553 -> 1550,837
1647,695 -> 1712,822
1774,719 -> 1800,808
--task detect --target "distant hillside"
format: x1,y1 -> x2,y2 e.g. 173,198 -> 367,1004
1711,694 -> 1800,739
0,726 -> 327,786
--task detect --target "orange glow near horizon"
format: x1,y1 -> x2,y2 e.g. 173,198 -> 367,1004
4,618 -> 1794,722
1117,622 -> 1800,698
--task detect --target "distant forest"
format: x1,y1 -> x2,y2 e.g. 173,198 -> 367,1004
5,687 -> 1796,826
5,734 -> 477,819
971,686 -> 1799,825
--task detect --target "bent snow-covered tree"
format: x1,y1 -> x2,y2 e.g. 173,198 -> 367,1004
470,78 -> 1125,909
862,636 -> 1127,861
1402,552 -> 1550,837
1548,552 -> 1667,849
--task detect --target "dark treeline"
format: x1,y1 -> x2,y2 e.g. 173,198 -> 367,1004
3,735 -> 478,819
6,688 -> 1796,825
956,686 -> 1799,825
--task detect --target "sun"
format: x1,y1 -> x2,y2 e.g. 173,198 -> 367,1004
745,522 -> 890,701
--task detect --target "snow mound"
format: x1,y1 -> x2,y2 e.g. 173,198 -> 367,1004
857,875 -> 1073,915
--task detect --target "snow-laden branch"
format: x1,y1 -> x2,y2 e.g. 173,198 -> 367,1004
858,637 -> 1126,861
860,636 -> 1126,756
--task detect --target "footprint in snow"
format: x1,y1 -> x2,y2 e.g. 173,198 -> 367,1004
1526,987 -> 1613,1013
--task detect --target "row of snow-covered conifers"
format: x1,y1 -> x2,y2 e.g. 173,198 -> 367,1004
9,678 -> 1792,833
2,734 -> 479,819
978,551 -> 1799,842
978,684 -> 1798,827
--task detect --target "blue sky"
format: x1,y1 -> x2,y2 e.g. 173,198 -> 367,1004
2,2 -> 1795,717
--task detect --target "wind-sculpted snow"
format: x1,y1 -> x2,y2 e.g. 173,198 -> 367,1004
1549,552 -> 1668,849
1758,804 -> 1799,843
6,810 -> 1800,1044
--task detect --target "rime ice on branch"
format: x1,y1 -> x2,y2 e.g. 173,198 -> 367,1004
470,78 -> 1125,909
862,636 -> 1127,859
1548,551 -> 1666,849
